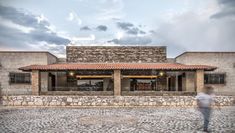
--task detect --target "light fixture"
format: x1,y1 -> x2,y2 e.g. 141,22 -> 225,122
159,71 -> 164,76
69,71 -> 75,76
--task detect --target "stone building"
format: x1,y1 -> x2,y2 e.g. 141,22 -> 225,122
0,52 -> 57,95
176,52 -> 235,95
0,46 -> 234,96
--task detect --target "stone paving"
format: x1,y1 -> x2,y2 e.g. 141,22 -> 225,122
0,106 -> 234,133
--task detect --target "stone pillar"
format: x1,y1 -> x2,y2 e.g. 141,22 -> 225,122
114,70 -> 121,96
175,73 -> 178,91
196,70 -> 204,93
103,78 -> 110,91
185,72 -> 195,92
32,70 -> 40,95
40,72 -> 48,92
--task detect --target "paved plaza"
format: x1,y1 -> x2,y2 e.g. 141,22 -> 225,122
0,106 -> 234,133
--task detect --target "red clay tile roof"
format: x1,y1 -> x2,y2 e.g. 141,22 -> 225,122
19,63 -> 216,71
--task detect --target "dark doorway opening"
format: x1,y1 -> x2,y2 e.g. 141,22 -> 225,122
49,74 -> 56,91
178,75 -> 182,91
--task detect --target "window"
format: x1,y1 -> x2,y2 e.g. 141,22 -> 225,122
204,73 -> 225,84
130,79 -> 156,91
9,73 -> 31,84
77,79 -> 103,91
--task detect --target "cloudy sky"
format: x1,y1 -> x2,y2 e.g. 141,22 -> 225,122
0,0 -> 234,57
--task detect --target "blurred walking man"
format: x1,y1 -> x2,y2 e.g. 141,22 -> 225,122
196,86 -> 214,132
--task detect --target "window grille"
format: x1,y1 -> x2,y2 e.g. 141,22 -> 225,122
9,72 -> 31,84
204,73 -> 225,84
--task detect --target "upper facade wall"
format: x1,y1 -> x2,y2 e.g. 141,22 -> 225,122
47,53 -> 58,64
0,52 -> 48,70
176,52 -> 235,67
66,46 -> 167,63
0,52 -> 57,69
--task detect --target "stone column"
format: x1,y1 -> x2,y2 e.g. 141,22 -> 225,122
114,70 -> 121,96
175,73 -> 178,91
40,72 -> 48,92
103,78 -> 110,91
195,70 -> 204,93
32,70 -> 40,95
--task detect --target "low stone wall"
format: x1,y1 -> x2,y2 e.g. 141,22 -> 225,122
121,91 -> 196,96
1,96 -> 234,107
40,91 -> 114,96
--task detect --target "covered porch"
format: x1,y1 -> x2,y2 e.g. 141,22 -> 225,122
19,63 -> 216,96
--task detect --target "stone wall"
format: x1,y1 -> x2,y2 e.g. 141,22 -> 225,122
40,72 -> 49,92
2,95 -> 234,107
185,72 -> 196,92
47,53 -> 58,64
0,52 -> 57,95
66,46 -> 166,63
176,52 -> 235,95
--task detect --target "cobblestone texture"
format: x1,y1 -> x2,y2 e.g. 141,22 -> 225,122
0,106 -> 234,133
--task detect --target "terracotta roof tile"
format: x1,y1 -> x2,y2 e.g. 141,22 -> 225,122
19,63 -> 216,71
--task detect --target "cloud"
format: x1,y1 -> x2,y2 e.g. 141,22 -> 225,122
36,14 -> 48,24
116,22 -> 146,35
139,30 -> 146,34
96,25 -> 108,31
150,7 -> 235,57
126,27 -> 138,35
211,0 -> 235,19
36,42 -> 66,57
80,25 -> 108,31
109,21 -> 149,45
0,16 -> 34,33
108,36 -> 152,45
71,34 -> 95,42
80,26 -> 91,31
96,0 -> 124,21
30,30 -> 70,45
117,22 -> 133,30
0,5 -> 70,53
0,5 -> 50,31
110,0 -> 235,57
67,12 -> 82,25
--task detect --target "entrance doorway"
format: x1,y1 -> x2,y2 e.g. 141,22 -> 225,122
178,75 -> 182,91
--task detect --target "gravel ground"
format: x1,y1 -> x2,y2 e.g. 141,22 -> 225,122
0,106 -> 234,133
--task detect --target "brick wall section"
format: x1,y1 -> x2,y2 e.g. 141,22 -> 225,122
66,46 -> 167,63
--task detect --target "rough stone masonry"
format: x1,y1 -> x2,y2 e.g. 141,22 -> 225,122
66,46 -> 167,63
2,96 -> 234,107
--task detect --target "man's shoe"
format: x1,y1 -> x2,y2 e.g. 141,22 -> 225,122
203,129 -> 211,133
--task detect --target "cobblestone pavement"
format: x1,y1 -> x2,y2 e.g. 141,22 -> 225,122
0,106 -> 234,133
